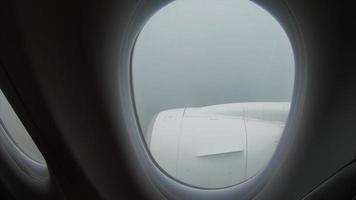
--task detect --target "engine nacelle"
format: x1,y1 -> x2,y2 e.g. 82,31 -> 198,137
147,102 -> 290,188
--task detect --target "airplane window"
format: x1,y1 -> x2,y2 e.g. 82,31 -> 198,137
0,90 -> 46,164
132,0 -> 294,188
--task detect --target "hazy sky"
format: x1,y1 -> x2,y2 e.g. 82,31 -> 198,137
132,0 -> 294,134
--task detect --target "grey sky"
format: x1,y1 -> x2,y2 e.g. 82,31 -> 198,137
132,0 -> 294,134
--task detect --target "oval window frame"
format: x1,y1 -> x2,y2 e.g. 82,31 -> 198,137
118,0 -> 306,199
0,78 -> 55,199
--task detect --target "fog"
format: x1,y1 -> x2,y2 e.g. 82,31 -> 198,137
132,0 -> 294,134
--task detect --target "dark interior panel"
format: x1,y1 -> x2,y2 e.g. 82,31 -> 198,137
0,0 -> 355,199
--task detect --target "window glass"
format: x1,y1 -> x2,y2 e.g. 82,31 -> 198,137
132,0 -> 294,188
0,90 -> 46,164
